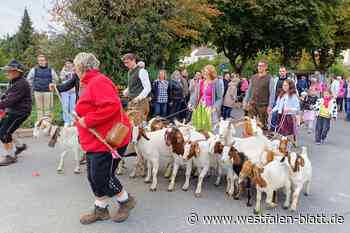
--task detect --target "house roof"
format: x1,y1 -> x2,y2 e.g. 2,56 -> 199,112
194,47 -> 216,56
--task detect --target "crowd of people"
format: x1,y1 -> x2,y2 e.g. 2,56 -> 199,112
0,52 -> 349,224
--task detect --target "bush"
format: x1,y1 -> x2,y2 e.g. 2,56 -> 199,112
328,60 -> 350,77
22,96 -> 64,128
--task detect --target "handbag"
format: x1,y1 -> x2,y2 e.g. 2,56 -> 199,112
106,110 -> 129,148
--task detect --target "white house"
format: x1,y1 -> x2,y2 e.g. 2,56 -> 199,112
181,47 -> 217,65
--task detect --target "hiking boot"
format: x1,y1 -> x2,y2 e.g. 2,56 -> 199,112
80,205 -> 110,225
15,144 -> 27,156
0,155 -> 17,166
111,194 -> 136,223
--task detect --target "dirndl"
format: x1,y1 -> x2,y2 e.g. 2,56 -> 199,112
277,114 -> 297,136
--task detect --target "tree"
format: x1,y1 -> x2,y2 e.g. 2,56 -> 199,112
51,0 -> 219,84
309,0 -> 350,72
14,8 -> 34,60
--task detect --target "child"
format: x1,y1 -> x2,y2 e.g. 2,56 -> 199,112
313,90 -> 337,145
300,90 -> 318,134
272,79 -> 300,144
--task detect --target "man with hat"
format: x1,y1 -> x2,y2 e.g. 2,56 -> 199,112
0,60 -> 32,166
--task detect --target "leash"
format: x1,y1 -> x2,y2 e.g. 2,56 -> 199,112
53,86 -> 121,159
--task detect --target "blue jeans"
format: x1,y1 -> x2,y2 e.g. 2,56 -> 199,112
315,116 -> 330,143
222,106 -> 232,119
346,98 -> 350,121
62,92 -> 76,125
270,111 -> 279,131
154,102 -> 168,117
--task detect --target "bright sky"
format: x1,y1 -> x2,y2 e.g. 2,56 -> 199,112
0,0 -> 53,37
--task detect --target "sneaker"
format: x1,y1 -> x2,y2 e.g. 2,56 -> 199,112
80,205 -> 110,225
315,142 -> 321,145
0,155 -> 17,166
111,194 -> 136,223
14,144 -> 27,156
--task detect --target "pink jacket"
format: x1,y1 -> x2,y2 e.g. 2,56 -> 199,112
240,80 -> 249,92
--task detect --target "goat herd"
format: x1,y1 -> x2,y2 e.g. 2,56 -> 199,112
33,116 -> 312,214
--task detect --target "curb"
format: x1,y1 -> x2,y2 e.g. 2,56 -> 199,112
16,128 -> 33,138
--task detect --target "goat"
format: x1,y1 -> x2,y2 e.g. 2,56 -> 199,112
239,159 -> 291,214
34,117 -> 81,174
182,139 -> 217,197
131,126 -> 173,191
285,147 -> 312,211
167,127 -> 208,192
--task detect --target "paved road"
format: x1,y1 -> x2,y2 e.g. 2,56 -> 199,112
1,114 -> 349,233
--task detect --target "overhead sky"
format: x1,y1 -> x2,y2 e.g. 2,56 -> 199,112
0,0 -> 53,37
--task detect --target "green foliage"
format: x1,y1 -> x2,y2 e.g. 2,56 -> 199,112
14,9 -> 34,60
186,54 -> 232,77
328,60 -> 350,77
241,50 -> 283,78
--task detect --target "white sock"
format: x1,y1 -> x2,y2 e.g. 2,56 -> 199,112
116,190 -> 128,203
94,199 -> 108,208
5,148 -> 14,157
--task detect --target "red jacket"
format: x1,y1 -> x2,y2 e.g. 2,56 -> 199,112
75,69 -> 131,152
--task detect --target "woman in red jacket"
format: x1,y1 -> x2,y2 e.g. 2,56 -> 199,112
73,53 -> 135,224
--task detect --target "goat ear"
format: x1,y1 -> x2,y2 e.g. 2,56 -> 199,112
194,143 -> 200,156
252,167 -> 267,188
266,151 -> 275,164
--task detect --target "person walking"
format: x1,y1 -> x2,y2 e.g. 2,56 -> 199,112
297,76 -> 309,95
222,75 -> 240,119
59,60 -> 76,126
27,54 -> 58,120
73,53 -> 135,224
168,70 -> 185,121
300,90 -> 318,134
336,77 -> 345,112
314,90 -> 337,145
270,66 -> 289,131
0,60 -> 32,166
199,65 -> 223,127
152,70 -> 169,117
330,76 -> 340,98
345,77 -> 350,121
243,60 -> 275,130
187,71 -> 203,123
272,80 -> 300,144
122,53 -> 151,125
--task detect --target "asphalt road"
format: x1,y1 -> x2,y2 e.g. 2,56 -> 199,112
0,113 -> 349,233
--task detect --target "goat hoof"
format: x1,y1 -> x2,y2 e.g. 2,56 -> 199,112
167,188 -> 174,192
289,207 -> 297,212
266,203 -> 278,209
144,180 -> 151,184
74,170 -> 80,174
150,187 -> 157,192
246,202 -> 252,207
182,187 -> 188,192
194,193 -> 202,198
129,174 -> 136,179
233,196 -> 240,200
304,192 -> 309,196
282,205 -> 289,210
214,182 -> 220,187
253,209 -> 260,215
57,169 -> 63,174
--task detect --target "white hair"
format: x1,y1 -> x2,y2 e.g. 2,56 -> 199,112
73,52 -> 100,73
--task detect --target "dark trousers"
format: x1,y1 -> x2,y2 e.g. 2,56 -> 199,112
315,116 -> 330,143
248,104 -> 269,130
346,98 -> 350,121
154,102 -> 167,118
0,113 -> 29,144
86,146 -> 127,198
169,99 -> 184,121
336,97 -> 344,112
222,106 -> 232,120
270,111 -> 278,131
